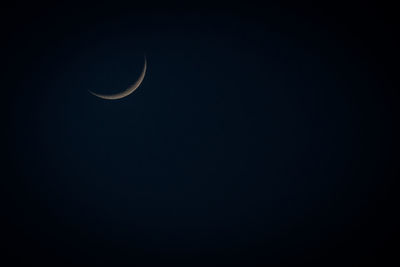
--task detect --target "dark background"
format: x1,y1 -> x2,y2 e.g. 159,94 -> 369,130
2,1 -> 399,265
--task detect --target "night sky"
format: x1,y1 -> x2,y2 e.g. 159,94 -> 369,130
2,2 -> 399,266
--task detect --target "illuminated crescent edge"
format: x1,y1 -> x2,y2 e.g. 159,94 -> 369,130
89,56 -> 147,100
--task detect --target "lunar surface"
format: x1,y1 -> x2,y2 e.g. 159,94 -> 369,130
89,56 -> 147,100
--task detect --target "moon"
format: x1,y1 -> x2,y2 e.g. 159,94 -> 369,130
89,56 -> 147,100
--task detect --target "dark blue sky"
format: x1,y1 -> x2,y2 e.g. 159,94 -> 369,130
3,2 -> 399,265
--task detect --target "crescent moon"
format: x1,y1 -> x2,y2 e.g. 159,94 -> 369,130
89,56 -> 147,100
